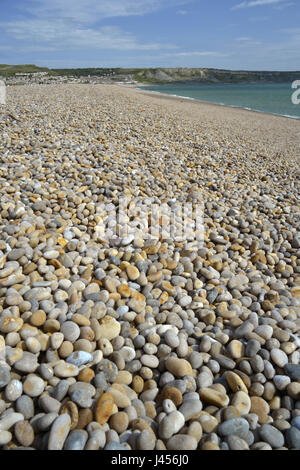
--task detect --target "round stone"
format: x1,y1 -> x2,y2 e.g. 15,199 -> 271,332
136,430 -> 156,450
16,395 -> 34,419
159,411 -> 185,439
270,349 -> 288,368
14,352 -> 38,373
140,354 -> 159,368
64,430 -> 88,450
14,420 -> 35,446
165,357 -> 192,378
231,391 -> 251,416
23,375 -> 45,397
5,379 -> 23,401
179,400 -> 202,421
109,412 -> 129,434
250,396 -> 270,424
166,434 -> 198,450
258,424 -> 285,448
60,321 -> 80,343
97,316 -> 121,341
218,418 -> 249,439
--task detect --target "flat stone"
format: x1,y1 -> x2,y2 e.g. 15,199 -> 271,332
166,434 -> 198,450
286,426 -> 300,450
270,349 -> 288,368
258,424 -> 285,449
97,316 -> 121,341
218,418 -> 249,439
231,391 -> 251,416
200,387 -> 229,408
54,362 -> 79,378
250,396 -> 270,424
60,321 -> 80,343
159,411 -> 185,439
64,429 -> 88,450
104,441 -> 129,450
178,399 -> 202,421
48,413 -> 71,450
0,430 -> 12,446
14,352 -> 39,373
165,357 -> 193,378
285,364 -> 300,381
95,393 -> 114,425
226,435 -> 249,450
14,420 -> 35,447
66,351 -> 93,367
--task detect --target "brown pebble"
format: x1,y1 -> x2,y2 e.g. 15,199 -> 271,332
29,310 -> 46,327
14,420 -> 34,446
132,376 -> 144,393
250,396 -> 270,424
109,411 -> 129,433
77,408 -> 93,430
95,393 -> 114,425
78,368 -> 95,383
160,386 -> 183,406
58,341 -> 74,358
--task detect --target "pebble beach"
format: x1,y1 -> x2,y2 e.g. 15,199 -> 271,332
0,83 -> 300,450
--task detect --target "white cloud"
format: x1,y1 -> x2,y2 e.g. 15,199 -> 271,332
232,0 -> 286,10
22,0 -> 191,24
0,0 -> 192,56
165,51 -> 229,57
274,2 -> 295,9
0,19 -> 175,51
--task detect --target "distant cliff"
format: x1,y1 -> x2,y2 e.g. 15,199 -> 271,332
1,64 -> 299,84
130,68 -> 300,84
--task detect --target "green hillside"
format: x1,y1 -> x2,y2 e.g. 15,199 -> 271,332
1,64 -> 299,84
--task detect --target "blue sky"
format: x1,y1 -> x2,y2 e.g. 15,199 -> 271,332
0,0 -> 299,70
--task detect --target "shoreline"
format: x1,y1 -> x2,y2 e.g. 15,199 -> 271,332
130,84 -> 300,121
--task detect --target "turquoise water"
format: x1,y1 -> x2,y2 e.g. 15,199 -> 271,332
138,82 -> 300,119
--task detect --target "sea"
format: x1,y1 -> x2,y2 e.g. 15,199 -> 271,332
138,82 -> 300,119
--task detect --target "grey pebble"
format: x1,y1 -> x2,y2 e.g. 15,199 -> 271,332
64,430 -> 88,450
104,441 -> 129,450
218,418 -> 249,439
16,396 -> 34,420
258,424 -> 284,448
286,426 -> 300,450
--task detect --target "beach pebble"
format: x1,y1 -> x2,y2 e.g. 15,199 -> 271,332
166,434 -> 198,450
48,413 -> 71,450
23,375 -> 45,397
159,411 -> 185,439
64,430 -> 88,450
270,349 -> 288,368
218,418 -> 249,439
165,357 -> 192,378
0,431 -> 12,446
14,420 -> 35,446
258,424 -> 285,448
